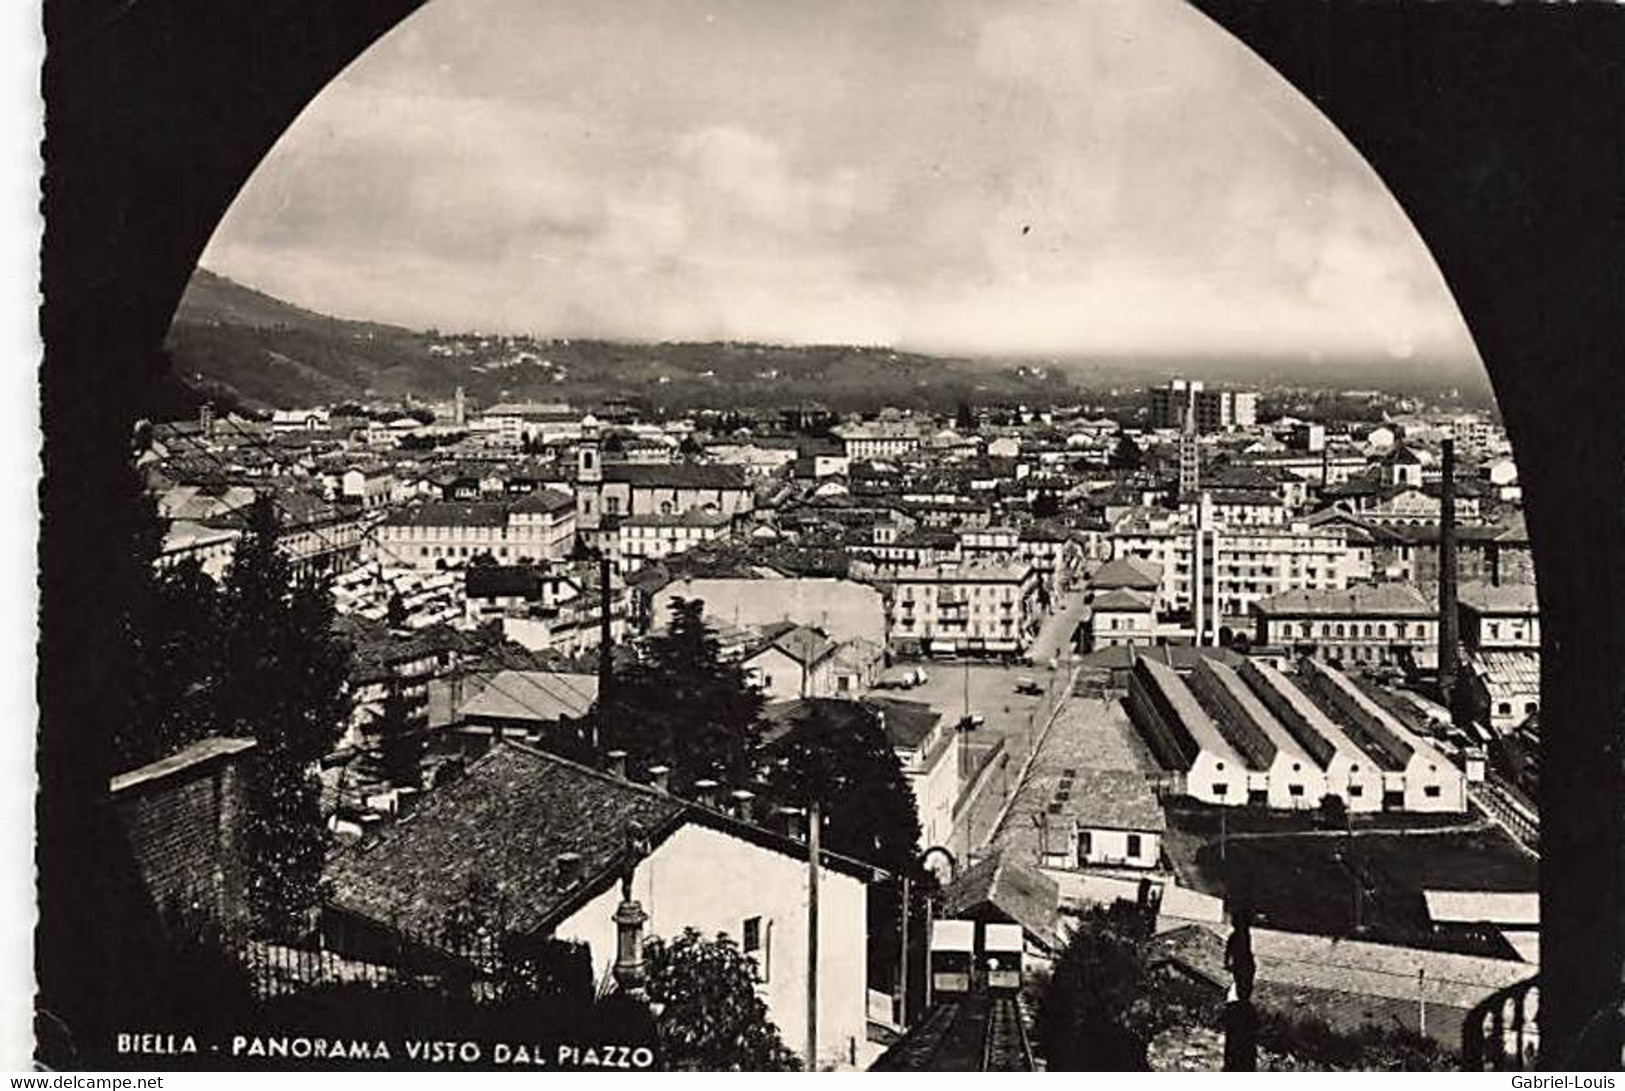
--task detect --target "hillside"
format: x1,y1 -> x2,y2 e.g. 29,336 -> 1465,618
162,268 -> 1079,415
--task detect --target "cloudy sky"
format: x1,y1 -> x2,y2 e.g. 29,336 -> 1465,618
201,0 -> 1480,369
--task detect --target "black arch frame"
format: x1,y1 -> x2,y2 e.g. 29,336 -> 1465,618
38,0 -> 1625,1068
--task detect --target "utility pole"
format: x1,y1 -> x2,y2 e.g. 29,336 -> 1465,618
923,893 -> 935,1010
898,873 -> 910,1028
962,659 -> 970,721
596,550 -> 613,752
1417,967 -> 1427,1038
806,801 -> 820,1072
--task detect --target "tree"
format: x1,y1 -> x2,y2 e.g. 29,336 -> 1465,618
1036,902 -> 1159,1071
386,591 -> 409,630
1109,432 -> 1144,471
643,928 -> 800,1071
124,557 -> 229,768
376,680 -> 424,790
601,598 -> 763,791
955,401 -> 976,431
1257,1010 -> 1457,1071
762,701 -> 922,870
1318,793 -> 1349,831
217,496 -> 353,939
759,700 -> 926,984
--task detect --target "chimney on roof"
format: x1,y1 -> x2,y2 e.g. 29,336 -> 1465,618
776,805 -> 807,842
691,778 -> 720,809
605,749 -> 628,780
728,789 -> 756,823
646,764 -> 671,793
1438,439 -> 1461,715
556,851 -> 584,888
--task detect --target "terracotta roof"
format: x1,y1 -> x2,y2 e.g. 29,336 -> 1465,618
1457,581 -> 1538,615
603,463 -> 749,490
1255,583 -> 1433,618
1091,588 -> 1155,613
748,624 -> 838,667
326,742 -> 686,937
1060,768 -> 1167,832
457,669 -> 600,722
940,850 -> 1062,952
509,487 -> 574,514
1091,556 -> 1163,591
382,501 -> 510,528
326,741 -> 873,941
862,697 -> 943,751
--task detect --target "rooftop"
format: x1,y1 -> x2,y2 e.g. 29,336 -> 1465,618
939,850 -> 1062,953
457,669 -> 600,722
1058,767 -> 1167,832
1091,588 -> 1155,613
1255,582 -> 1434,618
382,502 -> 511,528
326,741 -> 877,943
1458,581 -> 1539,615
1090,556 -> 1164,591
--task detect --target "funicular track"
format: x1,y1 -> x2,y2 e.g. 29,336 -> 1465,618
871,994 -> 1034,1071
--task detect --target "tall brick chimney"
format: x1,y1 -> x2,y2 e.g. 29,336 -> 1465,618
1438,438 -> 1460,708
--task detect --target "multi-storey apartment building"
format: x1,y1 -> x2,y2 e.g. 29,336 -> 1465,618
1253,583 -> 1439,667
1110,506 -> 1374,640
1148,379 -> 1259,433
374,490 -> 576,569
885,562 -> 1042,656
830,421 -> 924,460
615,508 -> 734,570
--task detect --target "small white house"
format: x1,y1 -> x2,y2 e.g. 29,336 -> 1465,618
323,742 -> 874,1069
1038,768 -> 1166,870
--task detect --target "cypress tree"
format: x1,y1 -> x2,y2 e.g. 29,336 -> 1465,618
217,495 -> 352,939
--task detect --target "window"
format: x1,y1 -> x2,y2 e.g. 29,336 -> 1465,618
1424,785 -> 1441,798
1349,785 -> 1364,797
742,916 -> 762,953
1126,833 -> 1143,858
1076,829 -> 1092,863
1498,702 -> 1513,716
1289,784 -> 1305,797
1212,783 -> 1228,796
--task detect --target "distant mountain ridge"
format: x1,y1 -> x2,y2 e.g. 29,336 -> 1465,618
163,268 -> 1079,416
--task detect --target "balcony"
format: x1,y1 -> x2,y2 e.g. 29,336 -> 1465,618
1462,976 -> 1625,1071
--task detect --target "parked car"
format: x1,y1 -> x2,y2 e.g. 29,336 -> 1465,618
1014,676 -> 1043,696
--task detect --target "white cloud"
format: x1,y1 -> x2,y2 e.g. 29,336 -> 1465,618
198,0 -> 1480,373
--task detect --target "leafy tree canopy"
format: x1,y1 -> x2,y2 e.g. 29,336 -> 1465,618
601,598 -> 762,791
644,928 -> 800,1072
